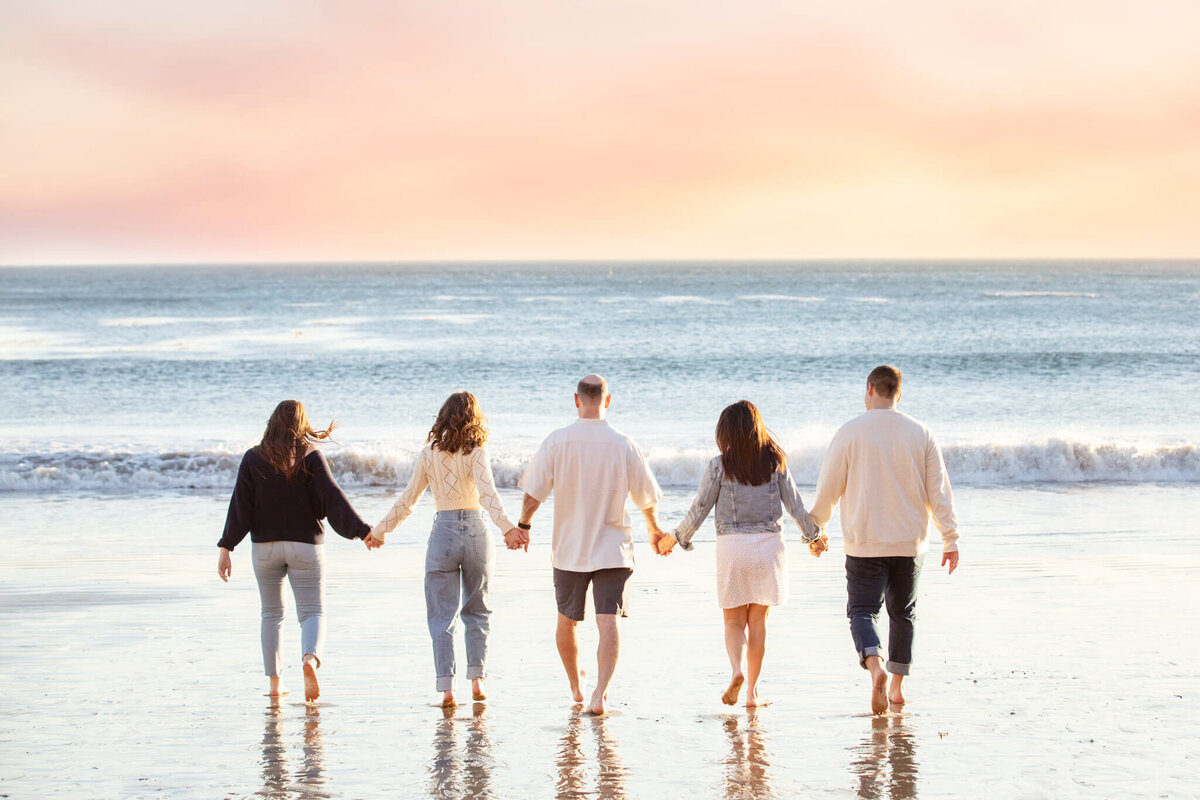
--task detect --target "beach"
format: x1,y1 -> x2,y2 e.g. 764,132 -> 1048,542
2,482 -> 1197,798
2,261 -> 1198,797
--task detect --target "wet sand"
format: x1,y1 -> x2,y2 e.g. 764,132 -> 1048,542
1,484 -> 1197,798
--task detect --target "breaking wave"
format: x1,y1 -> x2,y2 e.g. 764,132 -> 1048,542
1,438 -> 1196,493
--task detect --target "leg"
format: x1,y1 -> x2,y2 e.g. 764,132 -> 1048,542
285,542 -> 326,702
744,604 -> 771,707
884,555 -> 924,707
459,518 -> 494,701
721,605 -> 749,705
588,614 -> 621,715
553,569 -> 590,703
846,556 -> 890,714
556,614 -> 585,703
252,542 -> 288,695
425,527 -> 463,706
585,568 -> 633,715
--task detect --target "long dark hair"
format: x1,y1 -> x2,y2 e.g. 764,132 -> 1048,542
256,400 -> 336,480
715,400 -> 787,486
427,391 -> 488,455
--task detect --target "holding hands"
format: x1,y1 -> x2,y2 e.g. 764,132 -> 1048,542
650,527 -> 677,556
504,526 -> 529,552
364,533 -> 384,550
808,532 -> 829,557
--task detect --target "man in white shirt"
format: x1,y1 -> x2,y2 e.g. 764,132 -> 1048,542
512,374 -> 666,715
809,365 -> 960,715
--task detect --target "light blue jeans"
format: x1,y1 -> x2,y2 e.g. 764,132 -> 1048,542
252,541 -> 325,677
425,510 -> 494,692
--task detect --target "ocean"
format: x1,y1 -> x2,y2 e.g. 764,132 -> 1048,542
2,260 -> 1197,493
2,261 -> 1198,798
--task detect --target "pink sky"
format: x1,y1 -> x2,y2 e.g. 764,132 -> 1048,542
2,1 -> 1199,264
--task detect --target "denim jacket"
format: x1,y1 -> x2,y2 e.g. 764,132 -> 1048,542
672,456 -> 820,550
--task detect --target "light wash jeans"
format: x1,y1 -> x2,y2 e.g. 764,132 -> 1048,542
252,541 -> 326,677
425,510 -> 494,692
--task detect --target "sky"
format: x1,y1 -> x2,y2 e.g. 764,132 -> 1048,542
2,1 -> 1199,265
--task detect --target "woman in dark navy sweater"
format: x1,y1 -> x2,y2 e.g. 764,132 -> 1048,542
217,400 -> 370,701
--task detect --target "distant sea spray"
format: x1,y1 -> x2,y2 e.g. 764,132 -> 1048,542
2,439 -> 1197,492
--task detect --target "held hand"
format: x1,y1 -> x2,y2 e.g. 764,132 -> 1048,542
217,548 -> 232,582
808,533 -> 829,558
941,549 -> 959,575
657,532 -> 677,556
504,527 -> 529,552
648,527 -> 673,556
364,533 -> 384,550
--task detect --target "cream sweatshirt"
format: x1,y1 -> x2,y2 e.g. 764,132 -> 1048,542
809,408 -> 958,557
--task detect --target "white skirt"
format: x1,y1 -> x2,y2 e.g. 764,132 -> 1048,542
714,531 -> 788,608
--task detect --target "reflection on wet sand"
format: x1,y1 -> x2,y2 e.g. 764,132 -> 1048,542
258,700 -> 329,799
556,713 -> 626,800
429,703 -> 494,800
722,710 -> 776,800
850,714 -> 918,800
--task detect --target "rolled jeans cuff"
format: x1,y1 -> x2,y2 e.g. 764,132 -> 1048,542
886,660 -> 911,676
436,675 -> 454,692
466,665 -> 485,681
858,645 -> 882,669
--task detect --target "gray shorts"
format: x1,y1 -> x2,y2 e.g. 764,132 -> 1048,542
553,567 -> 633,621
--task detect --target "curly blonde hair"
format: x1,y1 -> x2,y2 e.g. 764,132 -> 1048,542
427,391 -> 488,454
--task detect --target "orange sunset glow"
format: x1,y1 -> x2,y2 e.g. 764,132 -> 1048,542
2,1 -> 1199,264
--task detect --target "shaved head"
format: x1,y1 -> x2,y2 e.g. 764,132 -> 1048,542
576,374 -> 609,405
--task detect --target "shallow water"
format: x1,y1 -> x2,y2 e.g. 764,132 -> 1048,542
1,484 -> 1197,798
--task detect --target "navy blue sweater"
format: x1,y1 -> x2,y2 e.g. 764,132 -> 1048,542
218,446 -> 369,551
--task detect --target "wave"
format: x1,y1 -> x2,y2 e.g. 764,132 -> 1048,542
2,439 -> 1196,493
737,294 -> 823,303
986,291 -> 1099,298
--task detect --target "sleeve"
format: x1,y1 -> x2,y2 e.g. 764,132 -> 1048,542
217,454 -> 255,551
309,450 -> 371,541
625,440 -> 663,510
808,431 -> 849,529
472,446 -> 516,531
671,459 -> 720,551
518,437 -> 555,502
924,433 -> 959,552
370,449 -> 430,542
779,466 -> 820,542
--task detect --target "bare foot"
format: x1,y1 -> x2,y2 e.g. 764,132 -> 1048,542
569,670 -> 586,704
888,676 -> 906,711
585,693 -> 607,716
302,658 -> 320,703
441,690 -> 457,709
472,678 -> 487,702
268,678 -> 290,697
721,674 -> 745,706
868,663 -> 888,715
745,688 -> 771,708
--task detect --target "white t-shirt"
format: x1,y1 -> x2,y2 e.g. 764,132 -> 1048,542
519,418 -> 662,572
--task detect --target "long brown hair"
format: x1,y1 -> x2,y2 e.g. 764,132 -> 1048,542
427,391 -> 488,455
256,400 -> 336,480
715,400 -> 787,486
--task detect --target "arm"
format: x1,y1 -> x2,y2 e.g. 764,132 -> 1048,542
471,446 -> 518,531
671,460 -> 721,551
779,467 -> 820,542
808,434 -> 848,530
505,493 -> 541,551
625,440 -> 668,553
309,450 -> 371,541
217,455 -> 255,580
367,450 -> 430,544
924,434 -> 960,573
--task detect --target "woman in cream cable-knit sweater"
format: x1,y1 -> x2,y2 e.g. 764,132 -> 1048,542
365,391 -> 521,708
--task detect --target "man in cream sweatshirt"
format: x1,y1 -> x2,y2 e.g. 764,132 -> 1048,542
809,365 -> 959,715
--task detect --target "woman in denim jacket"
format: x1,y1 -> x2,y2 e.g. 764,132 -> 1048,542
662,400 -> 826,707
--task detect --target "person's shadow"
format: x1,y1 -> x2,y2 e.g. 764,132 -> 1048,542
556,713 -> 626,800
259,699 -> 330,799
428,703 -> 495,800
849,714 -> 918,800
722,710 -> 776,799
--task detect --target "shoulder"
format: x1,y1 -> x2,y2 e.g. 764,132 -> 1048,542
303,447 -> 330,468
707,455 -> 724,475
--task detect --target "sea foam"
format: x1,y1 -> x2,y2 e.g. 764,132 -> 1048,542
2,439 -> 1195,493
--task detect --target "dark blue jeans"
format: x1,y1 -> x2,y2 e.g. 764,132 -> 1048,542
845,554 -> 925,676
